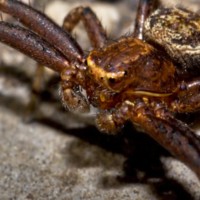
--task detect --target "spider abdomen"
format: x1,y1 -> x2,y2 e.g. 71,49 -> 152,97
144,7 -> 200,75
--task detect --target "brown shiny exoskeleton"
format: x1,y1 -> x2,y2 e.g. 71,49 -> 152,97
0,0 -> 200,179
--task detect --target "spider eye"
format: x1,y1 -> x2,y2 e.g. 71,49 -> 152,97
105,70 -> 129,91
108,78 -> 116,84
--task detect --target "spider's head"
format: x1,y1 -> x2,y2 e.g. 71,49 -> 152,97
86,37 -> 177,94
86,54 -> 126,92
86,37 -> 153,92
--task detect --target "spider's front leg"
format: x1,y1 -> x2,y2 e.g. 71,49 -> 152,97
96,99 -> 200,179
63,6 -> 107,48
133,0 -> 159,39
0,22 -> 69,72
0,0 -> 83,61
0,0 -> 92,113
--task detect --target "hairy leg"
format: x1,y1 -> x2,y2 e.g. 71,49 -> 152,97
170,78 -> 200,113
133,0 -> 159,39
63,6 -> 107,48
0,22 -> 69,72
0,0 -> 83,61
97,99 -> 200,178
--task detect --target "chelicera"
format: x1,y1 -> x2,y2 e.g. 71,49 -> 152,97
0,0 -> 200,179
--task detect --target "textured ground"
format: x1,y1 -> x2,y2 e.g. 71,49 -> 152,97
0,0 -> 200,199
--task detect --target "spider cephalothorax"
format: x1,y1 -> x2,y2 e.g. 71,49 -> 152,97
0,0 -> 200,179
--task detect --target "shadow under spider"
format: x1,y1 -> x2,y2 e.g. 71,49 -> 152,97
0,64 -> 32,84
0,66 -> 196,200
38,118 -> 194,200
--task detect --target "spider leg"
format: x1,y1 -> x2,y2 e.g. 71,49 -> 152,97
133,0 -> 159,39
0,1 -> 91,114
63,6 -> 107,48
0,22 -> 90,119
139,109 -> 200,179
97,99 -> 200,178
0,0 -> 84,62
170,78 -> 200,113
0,22 -> 69,72
60,67 -> 90,113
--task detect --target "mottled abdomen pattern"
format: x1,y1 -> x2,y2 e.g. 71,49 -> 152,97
144,8 -> 200,74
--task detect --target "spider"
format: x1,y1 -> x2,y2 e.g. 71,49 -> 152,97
0,0 -> 200,179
